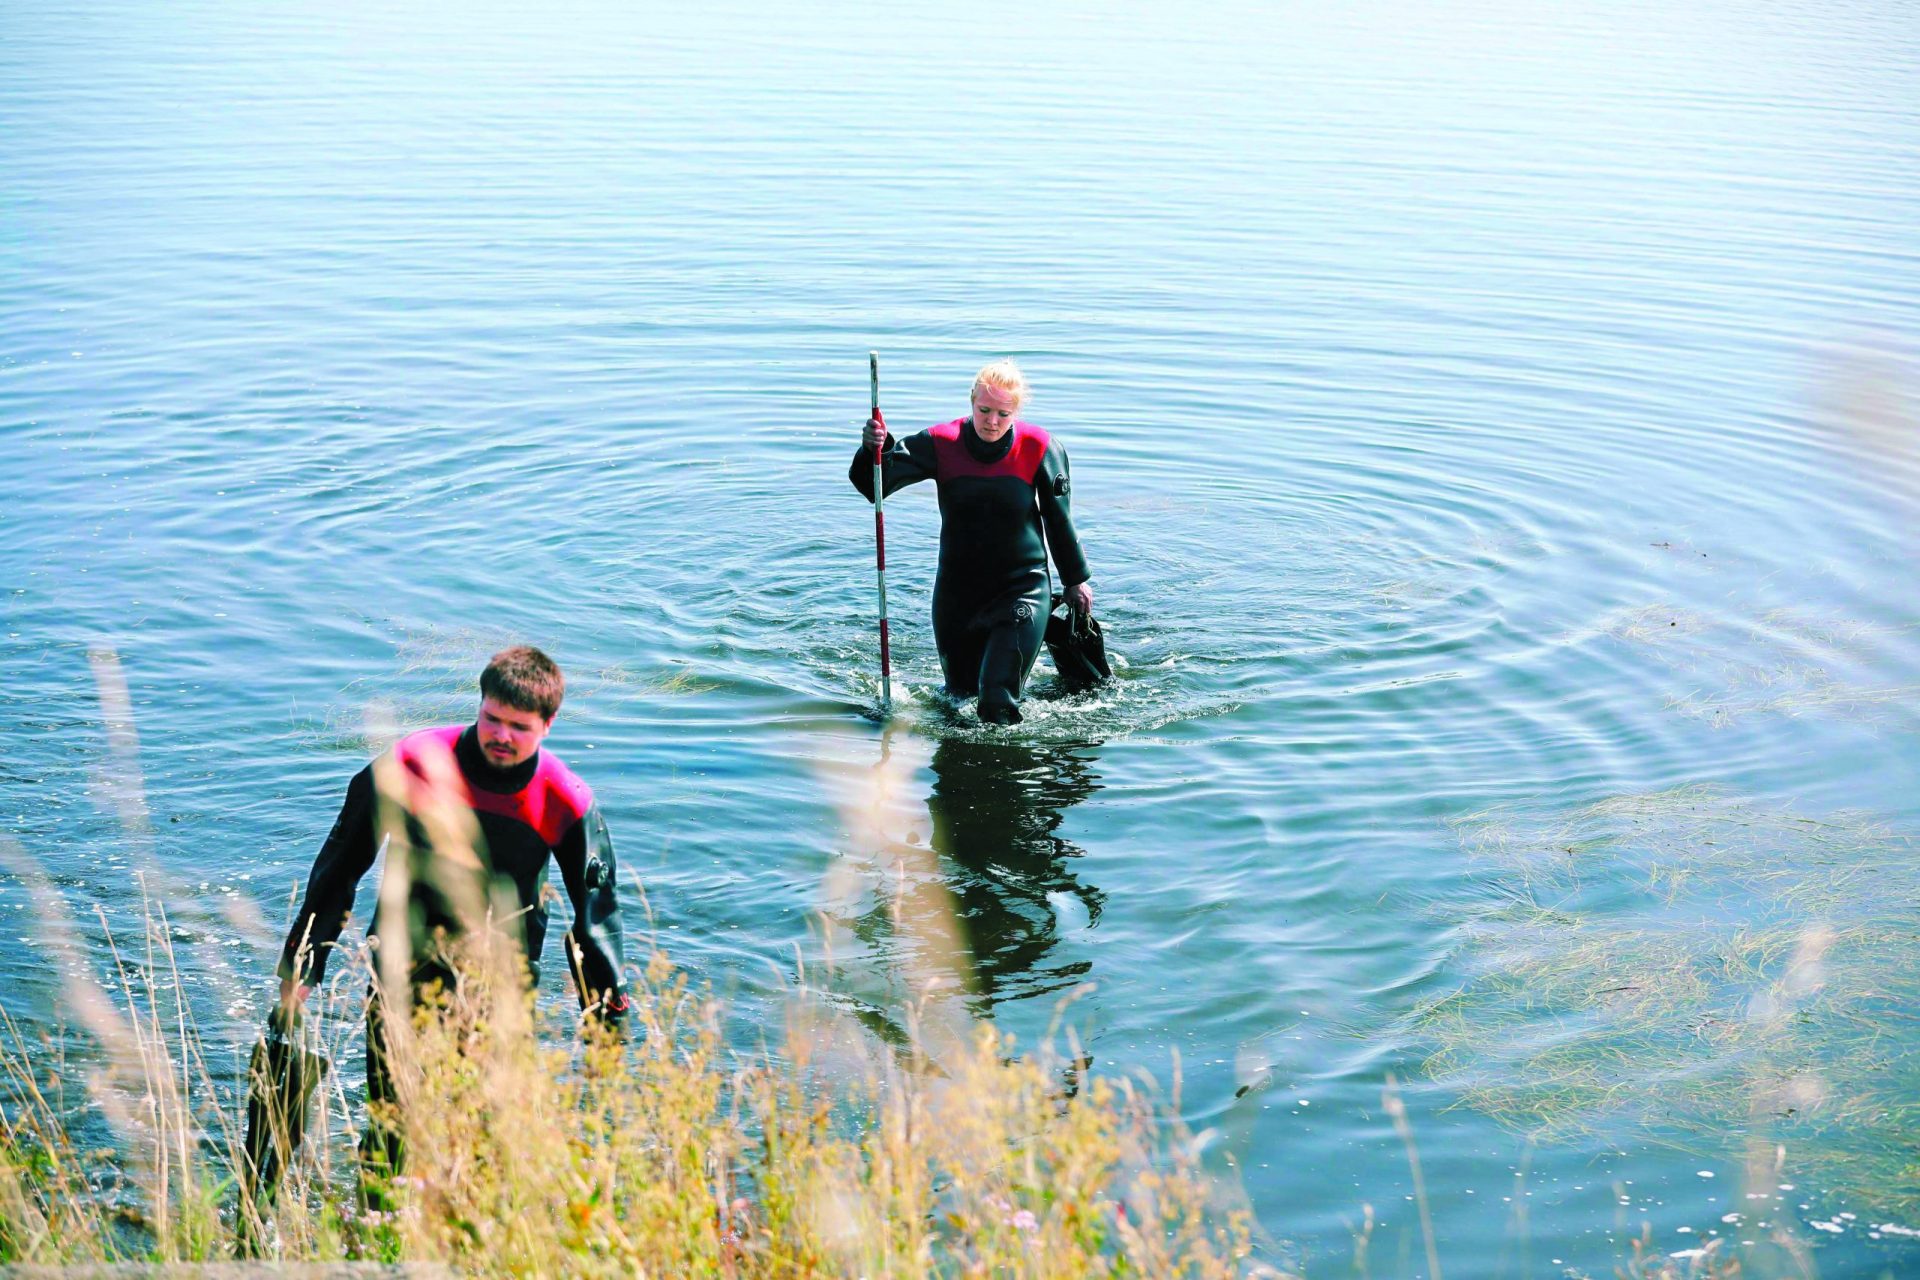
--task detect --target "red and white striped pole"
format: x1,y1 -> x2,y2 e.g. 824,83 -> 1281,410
869,350 -> 893,714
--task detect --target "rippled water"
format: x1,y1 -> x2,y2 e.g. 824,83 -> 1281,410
5,0 -> 1919,1273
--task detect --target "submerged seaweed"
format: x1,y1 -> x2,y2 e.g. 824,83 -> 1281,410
1591,602 -> 1920,728
1417,786 -> 1920,1217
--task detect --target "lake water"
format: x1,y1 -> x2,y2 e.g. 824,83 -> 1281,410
4,1 -> 1919,1274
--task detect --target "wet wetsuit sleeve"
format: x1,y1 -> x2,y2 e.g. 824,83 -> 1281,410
555,804 -> 628,1021
1037,440 -> 1091,588
849,430 -> 939,499
278,764 -> 379,990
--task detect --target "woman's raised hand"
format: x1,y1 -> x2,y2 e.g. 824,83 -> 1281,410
864,410 -> 888,451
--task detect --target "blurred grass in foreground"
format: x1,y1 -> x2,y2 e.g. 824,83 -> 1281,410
4,650 -> 1277,1276
0,862 -> 1270,1278
10,645 -> 1883,1278
0,853 -> 1796,1280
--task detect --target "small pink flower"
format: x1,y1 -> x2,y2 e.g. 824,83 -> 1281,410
1011,1209 -> 1038,1233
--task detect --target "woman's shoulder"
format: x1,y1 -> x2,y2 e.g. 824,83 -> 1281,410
1013,419 -> 1053,447
1011,420 -> 1054,476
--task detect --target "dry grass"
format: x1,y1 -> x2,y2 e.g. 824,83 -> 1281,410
0,885 -> 1268,1277
3,653 -> 1271,1275
12,652 -> 1912,1276
0,832 -> 1274,1280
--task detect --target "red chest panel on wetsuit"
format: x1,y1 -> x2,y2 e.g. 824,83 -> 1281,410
928,418 -> 1050,483
393,725 -> 592,848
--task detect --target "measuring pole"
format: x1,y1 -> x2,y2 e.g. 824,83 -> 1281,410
869,351 -> 893,713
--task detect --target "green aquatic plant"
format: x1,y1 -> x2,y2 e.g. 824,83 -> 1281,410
1593,601 -> 1919,728
1665,672 -> 1919,728
1419,786 -> 1920,1218
644,664 -> 727,696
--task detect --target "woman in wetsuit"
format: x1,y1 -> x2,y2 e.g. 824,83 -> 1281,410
851,360 -> 1093,723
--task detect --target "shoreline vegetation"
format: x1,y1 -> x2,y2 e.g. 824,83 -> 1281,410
4,658 -> 1275,1276
0,858 -> 1829,1280
0,849 -> 1268,1278
1,662 -> 1901,1277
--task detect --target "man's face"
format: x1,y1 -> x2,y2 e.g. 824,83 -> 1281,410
477,695 -> 551,769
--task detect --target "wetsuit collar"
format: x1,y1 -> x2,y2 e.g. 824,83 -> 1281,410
455,723 -> 540,793
961,416 -> 1015,465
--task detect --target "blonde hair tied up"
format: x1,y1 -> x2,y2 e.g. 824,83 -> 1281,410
971,358 -> 1030,413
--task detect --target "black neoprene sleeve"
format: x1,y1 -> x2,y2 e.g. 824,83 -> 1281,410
278,765 -> 379,989
555,805 -> 628,1018
1037,442 -> 1090,588
849,433 -> 938,499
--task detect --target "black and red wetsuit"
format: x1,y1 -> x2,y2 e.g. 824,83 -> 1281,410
278,723 -> 627,1016
276,723 -> 628,1185
851,416 -> 1090,722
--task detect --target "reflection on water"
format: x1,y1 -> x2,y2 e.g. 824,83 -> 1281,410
817,729 -> 1107,1061
925,736 -> 1104,1015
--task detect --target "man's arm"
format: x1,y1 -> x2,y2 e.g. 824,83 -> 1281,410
277,764 -> 380,999
555,805 -> 628,1022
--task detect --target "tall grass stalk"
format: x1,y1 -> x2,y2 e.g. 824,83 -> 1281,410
0,869 -> 1267,1277
4,659 -> 1268,1274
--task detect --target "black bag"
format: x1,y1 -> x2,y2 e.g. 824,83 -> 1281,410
240,1005 -> 330,1221
1045,595 -> 1113,693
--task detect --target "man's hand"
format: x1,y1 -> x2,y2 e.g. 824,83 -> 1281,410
864,411 -> 888,452
278,977 -> 312,1014
1065,582 -> 1094,615
582,992 -> 629,1066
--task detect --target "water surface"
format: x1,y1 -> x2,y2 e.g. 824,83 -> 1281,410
5,1 -> 1919,1273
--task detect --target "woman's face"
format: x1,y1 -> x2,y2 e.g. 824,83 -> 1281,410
971,382 -> 1019,442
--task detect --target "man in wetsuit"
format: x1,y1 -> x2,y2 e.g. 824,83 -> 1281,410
270,645 -> 627,1190
851,359 -> 1093,723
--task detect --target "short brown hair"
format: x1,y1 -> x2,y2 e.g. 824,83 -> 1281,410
480,646 -> 564,720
